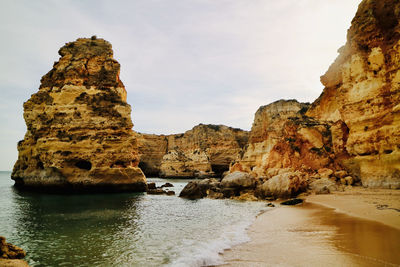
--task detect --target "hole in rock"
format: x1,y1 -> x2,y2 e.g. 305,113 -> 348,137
111,160 -> 128,168
211,164 -> 229,177
75,160 -> 92,170
37,161 -> 44,170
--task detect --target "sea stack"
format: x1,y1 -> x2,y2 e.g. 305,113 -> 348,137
12,37 -> 147,192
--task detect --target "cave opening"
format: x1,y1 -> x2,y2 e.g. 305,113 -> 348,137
75,160 -> 92,170
211,164 -> 229,177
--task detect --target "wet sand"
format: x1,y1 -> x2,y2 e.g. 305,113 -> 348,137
222,188 -> 400,267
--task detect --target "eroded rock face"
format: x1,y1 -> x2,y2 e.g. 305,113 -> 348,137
138,124 -> 248,178
137,133 -> 168,177
12,37 -> 146,192
230,100 -> 338,178
307,0 -> 400,188
0,236 -> 26,260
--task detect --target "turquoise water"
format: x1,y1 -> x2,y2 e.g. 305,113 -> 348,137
0,171 -> 268,266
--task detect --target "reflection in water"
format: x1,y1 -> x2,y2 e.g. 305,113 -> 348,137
307,203 -> 400,266
1,174 -> 267,267
11,189 -> 143,266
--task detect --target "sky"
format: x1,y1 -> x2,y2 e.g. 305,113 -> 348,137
0,0 -> 359,171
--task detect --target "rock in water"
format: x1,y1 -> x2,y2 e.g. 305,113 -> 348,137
0,236 -> 26,259
280,199 -> 303,206
12,37 -> 146,192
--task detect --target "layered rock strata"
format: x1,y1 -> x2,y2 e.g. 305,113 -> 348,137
180,0 -> 400,200
307,0 -> 400,188
230,100 -> 342,178
12,37 -> 146,192
138,124 -> 248,178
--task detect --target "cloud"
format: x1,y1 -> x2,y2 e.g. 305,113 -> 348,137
0,0 -> 359,170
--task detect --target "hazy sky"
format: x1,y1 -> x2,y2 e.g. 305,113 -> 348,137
0,0 -> 359,170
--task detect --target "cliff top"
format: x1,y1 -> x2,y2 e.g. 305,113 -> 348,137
256,99 -> 310,116
40,36 -> 123,89
58,36 -> 113,58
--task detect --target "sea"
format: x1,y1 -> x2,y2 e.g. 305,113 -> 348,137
0,171 -> 268,267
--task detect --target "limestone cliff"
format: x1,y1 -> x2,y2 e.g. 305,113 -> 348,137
137,133 -> 168,177
12,37 -> 147,192
307,0 -> 400,188
230,100 -> 339,179
138,124 -> 248,178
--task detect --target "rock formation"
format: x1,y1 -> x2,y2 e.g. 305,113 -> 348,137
137,133 -> 168,177
180,0 -> 400,200
12,37 -> 147,192
0,236 -> 28,267
138,124 -> 248,178
230,100 -> 341,178
307,0 -> 400,188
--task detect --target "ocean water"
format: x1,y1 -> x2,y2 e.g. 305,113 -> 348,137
0,171 -> 268,266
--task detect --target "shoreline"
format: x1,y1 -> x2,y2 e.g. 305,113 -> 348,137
221,187 -> 400,266
305,187 -> 400,230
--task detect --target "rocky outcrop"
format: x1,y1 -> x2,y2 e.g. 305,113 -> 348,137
307,0 -> 400,188
230,100 -> 340,178
137,133 -> 168,177
181,0 -> 400,199
138,124 -> 248,178
179,172 -> 258,200
12,37 -> 147,192
0,236 -> 28,267
0,237 -> 26,260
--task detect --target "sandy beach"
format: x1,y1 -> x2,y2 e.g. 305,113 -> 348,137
222,188 -> 400,266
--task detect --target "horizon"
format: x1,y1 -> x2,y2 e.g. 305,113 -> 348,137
0,0 -> 359,171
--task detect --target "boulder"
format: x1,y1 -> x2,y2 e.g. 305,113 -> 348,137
0,237 -> 26,260
334,170 -> 348,179
281,199 -> 303,205
166,191 -> 175,196
220,171 -> 256,189
309,178 -> 338,194
235,192 -> 258,201
179,179 -> 220,199
207,190 -> 224,199
259,171 -> 308,199
318,168 -> 334,179
147,182 -> 156,190
160,182 -> 173,188
345,176 -> 354,186
147,189 -> 166,195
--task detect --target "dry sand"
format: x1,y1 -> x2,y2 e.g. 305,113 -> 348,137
221,187 -> 400,267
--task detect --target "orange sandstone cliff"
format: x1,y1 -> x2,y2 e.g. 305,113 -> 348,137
12,37 -> 147,192
307,0 -> 400,188
229,0 -> 400,191
180,0 -> 400,200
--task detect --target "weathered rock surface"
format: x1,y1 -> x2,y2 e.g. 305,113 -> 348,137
220,171 -> 256,189
0,237 -> 29,266
138,124 -> 248,178
0,237 -> 26,260
309,178 -> 338,194
307,0 -> 400,188
12,37 -> 146,192
137,133 -> 168,177
179,178 -> 221,199
230,100 -> 340,179
258,171 -> 309,199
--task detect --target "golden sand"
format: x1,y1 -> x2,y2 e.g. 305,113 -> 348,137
222,188 -> 400,266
